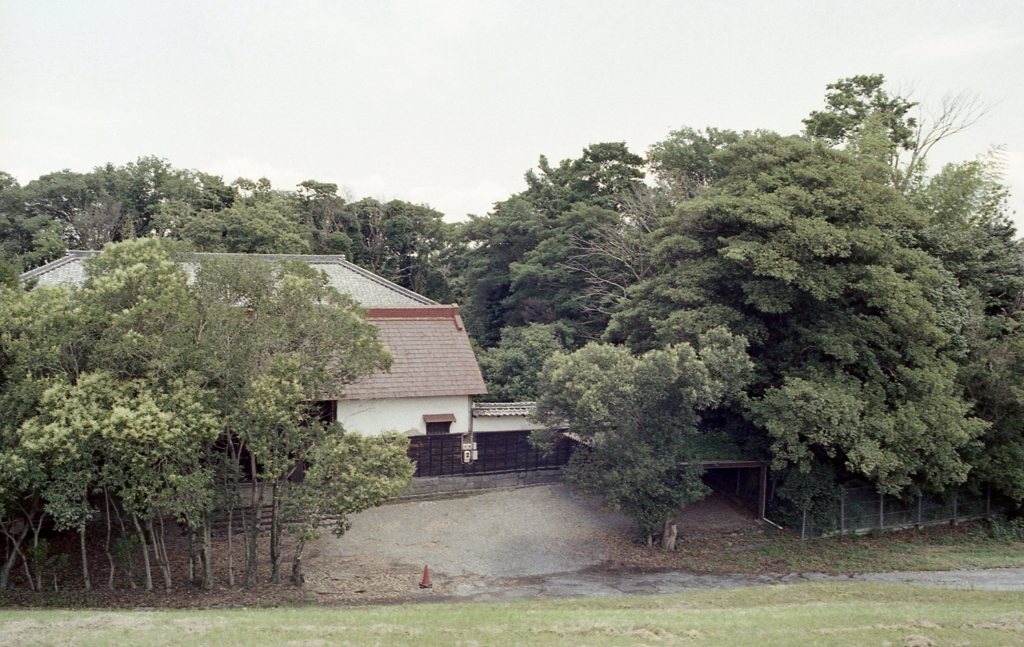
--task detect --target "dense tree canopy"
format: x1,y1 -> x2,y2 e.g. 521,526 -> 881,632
0,239 -> 410,591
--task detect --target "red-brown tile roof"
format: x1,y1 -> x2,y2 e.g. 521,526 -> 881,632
342,306 -> 487,400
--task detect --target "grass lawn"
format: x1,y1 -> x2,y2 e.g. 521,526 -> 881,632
669,521 -> 1024,575
1,583 -> 1023,647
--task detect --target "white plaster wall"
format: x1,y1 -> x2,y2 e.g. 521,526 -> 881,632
335,395 -> 472,437
472,415 -> 545,432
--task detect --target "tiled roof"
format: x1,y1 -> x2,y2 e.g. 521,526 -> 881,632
21,252 -> 483,401
472,402 -> 537,417
341,306 -> 487,400
20,252 -> 436,308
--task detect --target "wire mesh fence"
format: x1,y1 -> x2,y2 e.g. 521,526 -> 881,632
795,484 -> 1016,539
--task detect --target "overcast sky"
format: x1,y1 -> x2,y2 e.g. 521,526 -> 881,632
2,0 -> 1022,229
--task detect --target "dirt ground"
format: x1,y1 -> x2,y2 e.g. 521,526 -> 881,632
298,486 -> 762,603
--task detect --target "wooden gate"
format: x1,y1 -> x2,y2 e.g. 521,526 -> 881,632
407,430 -> 575,477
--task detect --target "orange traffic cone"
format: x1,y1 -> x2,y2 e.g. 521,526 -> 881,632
419,564 -> 432,589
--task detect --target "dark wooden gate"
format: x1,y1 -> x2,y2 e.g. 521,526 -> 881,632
408,430 -> 575,477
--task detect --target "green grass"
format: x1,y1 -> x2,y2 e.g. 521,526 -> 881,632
673,520 -> 1024,574
1,583 -> 1023,646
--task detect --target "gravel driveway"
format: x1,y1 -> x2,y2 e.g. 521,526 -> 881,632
299,483 -> 1024,603
309,484 -> 633,580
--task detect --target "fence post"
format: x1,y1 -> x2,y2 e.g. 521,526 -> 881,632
917,495 -> 923,528
987,485 -> 992,518
879,492 -> 885,531
801,509 -> 807,541
952,493 -> 958,525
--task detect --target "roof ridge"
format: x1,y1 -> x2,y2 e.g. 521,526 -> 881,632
21,251 -> 438,306
19,251 -> 97,280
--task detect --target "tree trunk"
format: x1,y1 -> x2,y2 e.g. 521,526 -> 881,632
244,461 -> 265,588
28,511 -> 45,592
187,526 -> 196,586
104,489 -> 115,589
660,519 -> 678,551
0,520 -> 30,591
227,505 -> 235,587
200,518 -> 214,590
154,515 -> 172,590
290,539 -> 305,586
79,525 -> 91,590
132,515 -> 153,591
270,481 -> 282,585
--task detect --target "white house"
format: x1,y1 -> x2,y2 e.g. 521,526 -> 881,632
23,251 -> 574,486
22,251 -> 488,439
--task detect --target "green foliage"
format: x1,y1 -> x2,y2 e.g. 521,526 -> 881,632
803,74 -> 917,151
459,143 -> 645,346
770,462 -> 844,534
477,323 -> 571,402
0,238 -> 397,589
181,202 -> 311,254
646,127 -> 742,199
911,150 -> 1011,228
609,132 -> 988,499
289,426 -> 414,542
534,329 -> 752,537
990,515 -> 1024,543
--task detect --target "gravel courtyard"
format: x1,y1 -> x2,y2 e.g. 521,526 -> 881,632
300,483 -> 760,602
296,483 -> 1024,604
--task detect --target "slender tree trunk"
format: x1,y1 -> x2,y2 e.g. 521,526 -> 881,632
159,514 -> 173,589
112,502 -> 136,590
660,519 -> 678,551
149,515 -> 172,590
0,521 -> 30,591
270,481 -> 282,584
104,489 -> 115,589
290,539 -> 305,586
29,511 -> 44,592
186,526 -> 196,586
244,458 -> 265,588
132,515 -> 153,591
79,525 -> 91,590
200,516 -> 214,590
227,505 -> 236,587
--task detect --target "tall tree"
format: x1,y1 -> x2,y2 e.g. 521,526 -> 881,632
459,143 -> 646,346
609,133 -> 987,506
534,328 -> 752,541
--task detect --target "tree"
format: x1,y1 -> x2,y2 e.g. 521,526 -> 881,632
1,239 -> 400,591
477,323 -> 571,402
803,74 -> 918,151
608,133 -> 987,503
646,127 -> 742,200
191,254 -> 391,587
285,426 -> 413,585
804,74 -> 990,193
459,144 -> 646,346
180,202 -> 312,254
533,328 -> 752,541
342,198 -> 454,301
911,150 -> 1011,228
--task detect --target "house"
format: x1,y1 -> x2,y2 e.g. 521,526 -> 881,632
22,251 -> 574,489
22,251 -> 485,435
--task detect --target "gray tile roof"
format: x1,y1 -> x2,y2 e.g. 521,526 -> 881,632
21,252 -> 437,308
472,402 -> 538,417
341,306 -> 487,400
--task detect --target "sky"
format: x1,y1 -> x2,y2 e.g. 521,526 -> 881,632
1,0 -> 1022,228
